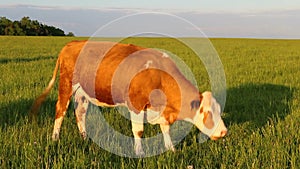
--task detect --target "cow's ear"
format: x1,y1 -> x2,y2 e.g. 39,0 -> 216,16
190,100 -> 200,112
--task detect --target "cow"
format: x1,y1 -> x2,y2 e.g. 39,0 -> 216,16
30,40 -> 227,156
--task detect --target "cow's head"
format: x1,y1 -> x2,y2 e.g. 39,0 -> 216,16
191,91 -> 227,140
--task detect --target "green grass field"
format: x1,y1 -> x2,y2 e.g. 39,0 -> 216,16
0,36 -> 299,168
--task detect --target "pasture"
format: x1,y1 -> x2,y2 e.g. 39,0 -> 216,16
0,36 -> 299,168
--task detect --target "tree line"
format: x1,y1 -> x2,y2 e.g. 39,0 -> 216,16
0,16 -> 74,36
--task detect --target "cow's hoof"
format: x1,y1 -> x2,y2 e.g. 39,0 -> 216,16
164,143 -> 176,152
135,145 -> 145,157
170,146 -> 176,152
166,145 -> 176,152
52,133 -> 59,141
135,150 -> 145,157
81,132 -> 87,140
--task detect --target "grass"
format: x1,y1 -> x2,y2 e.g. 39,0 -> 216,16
0,36 -> 299,168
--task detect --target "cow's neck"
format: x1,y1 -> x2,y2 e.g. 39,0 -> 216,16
176,83 -> 201,122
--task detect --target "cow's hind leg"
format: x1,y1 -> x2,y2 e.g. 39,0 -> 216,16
160,124 -> 175,152
74,90 -> 89,139
52,77 -> 73,141
130,111 -> 145,156
52,95 -> 71,141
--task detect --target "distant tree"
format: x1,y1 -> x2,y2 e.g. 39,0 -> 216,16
12,21 -> 25,35
20,17 -> 39,36
0,16 -> 69,36
0,17 -> 12,35
66,32 -> 75,36
44,25 -> 65,36
5,25 -> 14,35
29,19 -> 40,36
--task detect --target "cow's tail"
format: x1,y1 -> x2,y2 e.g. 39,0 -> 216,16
29,57 -> 60,121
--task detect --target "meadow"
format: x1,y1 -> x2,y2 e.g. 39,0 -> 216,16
0,36 -> 299,168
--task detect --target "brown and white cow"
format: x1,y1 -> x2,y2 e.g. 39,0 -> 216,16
30,40 -> 227,155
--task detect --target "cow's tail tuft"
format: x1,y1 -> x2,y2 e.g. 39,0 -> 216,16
29,58 -> 60,121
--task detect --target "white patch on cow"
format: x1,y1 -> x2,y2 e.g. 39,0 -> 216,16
146,109 -> 168,125
163,132 -> 175,151
72,83 -> 81,92
52,99 -> 70,141
162,52 -> 169,58
72,83 -> 124,107
130,110 -> 144,125
130,111 -> 145,156
134,138 -> 144,156
160,124 -> 175,151
183,118 -> 193,123
192,109 -> 206,133
52,115 -> 64,141
144,60 -> 153,69
74,89 -> 89,139
146,109 -> 160,123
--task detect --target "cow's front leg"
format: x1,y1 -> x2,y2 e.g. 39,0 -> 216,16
74,91 -> 89,140
160,124 -> 175,152
130,111 -> 145,156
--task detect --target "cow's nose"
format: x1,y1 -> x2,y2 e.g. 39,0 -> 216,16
220,130 -> 227,137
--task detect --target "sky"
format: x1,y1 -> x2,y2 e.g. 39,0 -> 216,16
1,0 -> 300,38
1,0 -> 299,11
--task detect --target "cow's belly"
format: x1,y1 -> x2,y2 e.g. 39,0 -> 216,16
73,83 -> 169,124
72,83 -> 126,107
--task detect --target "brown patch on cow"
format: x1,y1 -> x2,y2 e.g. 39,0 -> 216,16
199,93 -> 203,103
81,96 -> 86,103
165,112 -> 177,124
74,101 -> 78,110
137,131 -> 144,137
128,68 -> 181,118
199,107 -> 204,114
94,43 -> 145,105
143,103 -> 151,111
203,111 -> 214,129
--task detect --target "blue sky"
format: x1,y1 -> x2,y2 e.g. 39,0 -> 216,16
1,1 -> 300,38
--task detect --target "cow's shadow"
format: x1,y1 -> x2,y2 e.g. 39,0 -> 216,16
0,98 -> 59,128
223,83 -> 294,129
0,99 -> 28,128
0,56 -> 55,64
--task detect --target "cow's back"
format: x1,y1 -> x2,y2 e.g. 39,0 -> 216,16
73,41 -> 122,94
69,41 -> 147,104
